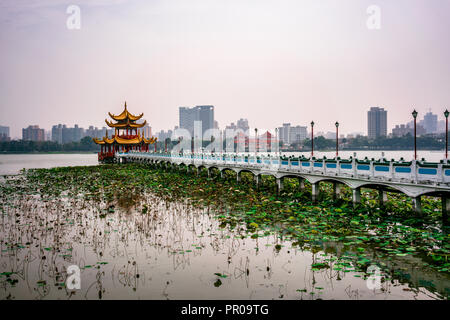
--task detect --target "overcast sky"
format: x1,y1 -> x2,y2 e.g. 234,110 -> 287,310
1,0 -> 450,138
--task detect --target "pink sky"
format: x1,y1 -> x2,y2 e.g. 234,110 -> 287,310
1,0 -> 450,138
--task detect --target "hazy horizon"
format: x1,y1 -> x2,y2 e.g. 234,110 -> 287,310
1,0 -> 450,139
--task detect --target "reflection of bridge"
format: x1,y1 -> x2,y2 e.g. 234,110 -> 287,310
117,152 -> 450,222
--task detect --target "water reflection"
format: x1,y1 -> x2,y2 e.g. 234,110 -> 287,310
0,184 -> 448,300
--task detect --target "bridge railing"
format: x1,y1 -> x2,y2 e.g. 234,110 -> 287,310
119,151 -> 450,185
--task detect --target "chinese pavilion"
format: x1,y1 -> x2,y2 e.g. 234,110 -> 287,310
93,102 -> 157,162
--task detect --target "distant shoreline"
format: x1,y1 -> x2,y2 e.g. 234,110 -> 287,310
0,151 -> 97,155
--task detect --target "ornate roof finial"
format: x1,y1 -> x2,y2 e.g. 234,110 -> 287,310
124,101 -> 127,110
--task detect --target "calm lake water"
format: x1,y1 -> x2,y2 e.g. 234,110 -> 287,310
0,150 -> 447,176
0,151 -> 449,300
0,153 -> 98,175
1,188 -> 448,300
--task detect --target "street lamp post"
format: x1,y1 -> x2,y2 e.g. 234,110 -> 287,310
311,121 -> 315,157
335,121 -> 339,157
445,110 -> 449,160
275,127 -> 278,156
255,128 -> 258,156
412,109 -> 418,160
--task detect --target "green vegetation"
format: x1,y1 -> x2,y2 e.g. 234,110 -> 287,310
0,136 -> 99,153
1,163 -> 447,277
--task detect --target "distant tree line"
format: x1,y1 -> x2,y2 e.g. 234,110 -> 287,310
299,133 -> 446,151
0,137 -> 100,153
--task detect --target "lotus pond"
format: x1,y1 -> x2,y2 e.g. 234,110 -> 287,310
0,163 -> 449,299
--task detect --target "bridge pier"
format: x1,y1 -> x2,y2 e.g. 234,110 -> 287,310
298,178 -> 305,191
442,196 -> 450,225
311,182 -> 319,203
220,170 -> 224,179
352,188 -> 361,207
378,189 -> 388,207
333,182 -> 341,201
254,175 -> 260,188
411,196 -> 422,215
276,177 -> 284,194
237,171 -> 242,183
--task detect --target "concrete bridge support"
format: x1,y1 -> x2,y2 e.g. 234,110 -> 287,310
411,196 -> 422,215
442,196 -> 450,225
352,188 -> 361,207
254,174 -> 260,188
333,182 -> 341,201
276,177 -> 284,194
378,189 -> 388,207
237,171 -> 242,183
299,178 -> 305,191
311,182 -> 319,203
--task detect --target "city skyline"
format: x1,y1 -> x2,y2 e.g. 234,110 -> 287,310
3,105 -> 450,142
1,0 -> 450,138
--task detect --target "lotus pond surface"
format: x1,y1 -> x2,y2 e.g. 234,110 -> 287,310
0,163 -> 449,300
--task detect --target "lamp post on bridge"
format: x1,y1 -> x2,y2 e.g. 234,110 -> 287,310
412,109 -> 418,160
335,121 -> 339,157
275,127 -> 278,156
310,121 -> 314,157
255,128 -> 258,156
445,109 -> 449,160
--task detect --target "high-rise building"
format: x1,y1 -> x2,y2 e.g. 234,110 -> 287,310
179,107 -> 197,136
142,123 -> 152,138
0,126 -> 10,141
422,111 -> 438,134
196,105 -> 214,135
289,125 -> 307,144
22,125 -> 45,141
52,124 -> 88,144
367,107 -> 387,139
179,105 -> 215,136
157,130 -> 173,142
278,123 -> 291,144
52,124 -> 63,144
392,123 -> 426,137
236,118 -> 249,132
